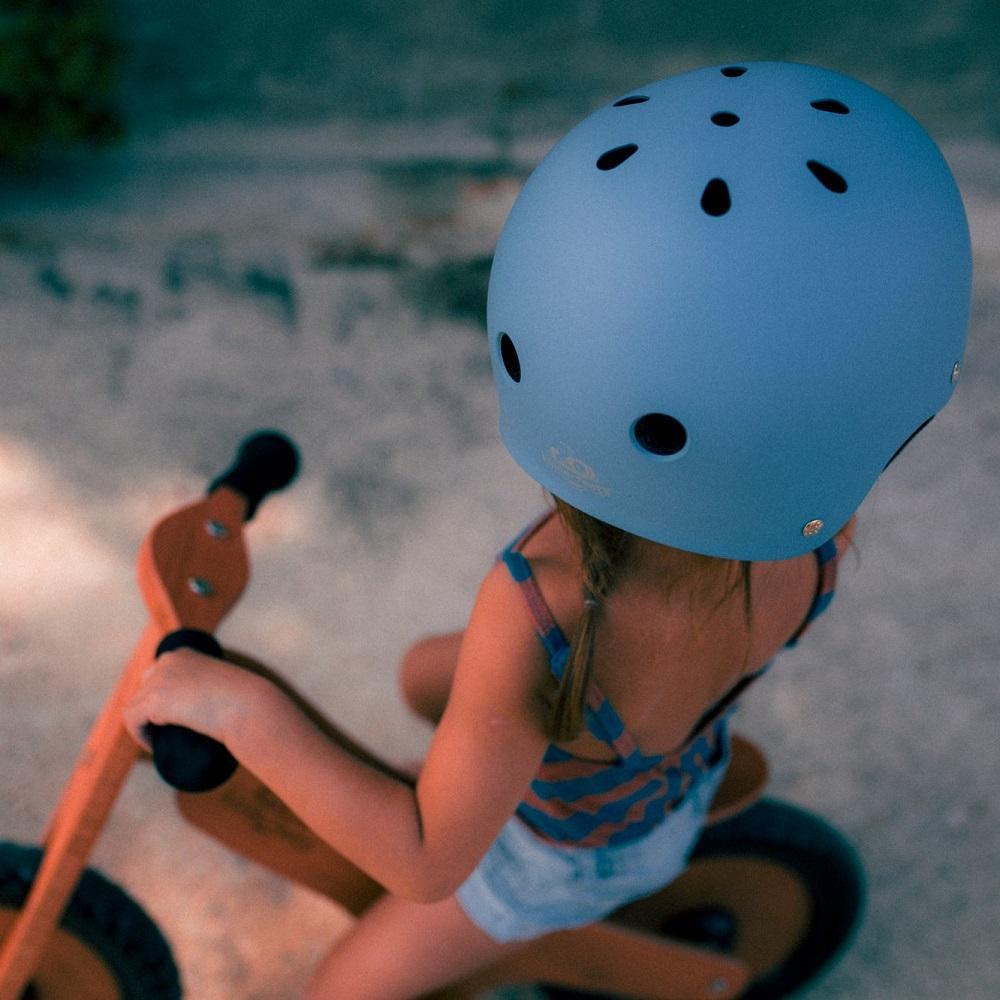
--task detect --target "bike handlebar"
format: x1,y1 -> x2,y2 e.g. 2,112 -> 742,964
207,430 -> 300,521
148,430 -> 300,792
148,630 -> 238,792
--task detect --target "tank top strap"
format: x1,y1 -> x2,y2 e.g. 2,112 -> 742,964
784,537 -> 840,648
498,514 -> 639,760
499,545 -> 573,670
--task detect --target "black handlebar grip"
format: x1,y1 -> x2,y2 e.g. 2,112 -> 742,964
148,629 -> 239,793
207,430 -> 300,521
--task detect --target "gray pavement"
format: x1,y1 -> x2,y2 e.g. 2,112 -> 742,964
2,4 -> 999,998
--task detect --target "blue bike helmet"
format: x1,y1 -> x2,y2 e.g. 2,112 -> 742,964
488,61 -> 972,560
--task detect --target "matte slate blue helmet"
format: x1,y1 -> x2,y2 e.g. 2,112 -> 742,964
488,61 -> 972,560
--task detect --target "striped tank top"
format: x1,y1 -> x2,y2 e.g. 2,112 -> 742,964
505,514 -> 841,848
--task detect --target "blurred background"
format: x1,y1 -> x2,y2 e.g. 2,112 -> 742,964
1,2 -> 998,997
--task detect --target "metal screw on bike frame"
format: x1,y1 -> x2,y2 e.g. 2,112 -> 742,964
188,577 -> 215,598
709,978 -> 730,996
205,519 -> 230,540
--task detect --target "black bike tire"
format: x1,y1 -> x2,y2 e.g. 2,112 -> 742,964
0,841 -> 181,999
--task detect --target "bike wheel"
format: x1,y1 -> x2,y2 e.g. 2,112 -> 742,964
0,842 -> 181,999
541,799 -> 865,1000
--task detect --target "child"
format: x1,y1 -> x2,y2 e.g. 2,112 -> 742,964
123,60 -> 970,999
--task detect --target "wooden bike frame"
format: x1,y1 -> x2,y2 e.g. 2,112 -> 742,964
1,474 -> 761,1000
0,485 -> 251,998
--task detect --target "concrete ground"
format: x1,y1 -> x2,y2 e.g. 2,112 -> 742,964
1,3 -> 998,997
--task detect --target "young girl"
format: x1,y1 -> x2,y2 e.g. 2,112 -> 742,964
123,60 -> 970,999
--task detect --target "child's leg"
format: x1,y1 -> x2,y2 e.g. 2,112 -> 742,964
304,891 -> 521,1000
398,631 -> 464,725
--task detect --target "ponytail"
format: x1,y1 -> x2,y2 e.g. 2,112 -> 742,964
547,498 -> 632,742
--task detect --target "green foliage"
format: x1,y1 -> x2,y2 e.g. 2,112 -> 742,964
0,0 -> 122,161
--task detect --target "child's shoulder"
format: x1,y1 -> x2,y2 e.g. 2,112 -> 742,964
472,554 -> 557,650
832,514 -> 858,561
458,558 -> 554,721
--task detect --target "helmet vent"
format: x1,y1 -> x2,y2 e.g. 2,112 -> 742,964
701,178 -> 731,216
811,99 -> 850,115
633,413 -> 688,457
711,112 -> 740,127
721,66 -> 747,77
614,95 -> 650,107
597,143 -> 639,170
499,333 -> 521,383
807,160 -> 848,193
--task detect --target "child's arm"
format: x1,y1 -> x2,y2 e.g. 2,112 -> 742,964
126,561 -> 550,903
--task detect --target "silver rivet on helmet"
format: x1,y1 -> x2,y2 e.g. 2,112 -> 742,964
802,519 -> 824,537
951,362 -> 962,385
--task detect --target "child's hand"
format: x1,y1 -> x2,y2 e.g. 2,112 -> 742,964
122,648 -> 269,754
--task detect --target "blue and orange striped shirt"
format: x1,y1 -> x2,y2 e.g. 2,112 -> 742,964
504,515 -> 841,848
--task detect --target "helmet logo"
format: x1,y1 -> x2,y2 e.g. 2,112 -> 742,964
545,445 -> 612,497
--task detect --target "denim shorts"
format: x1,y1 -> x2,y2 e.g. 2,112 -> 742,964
455,742 -> 731,943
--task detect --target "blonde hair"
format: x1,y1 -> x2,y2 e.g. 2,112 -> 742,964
547,496 -> 752,743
